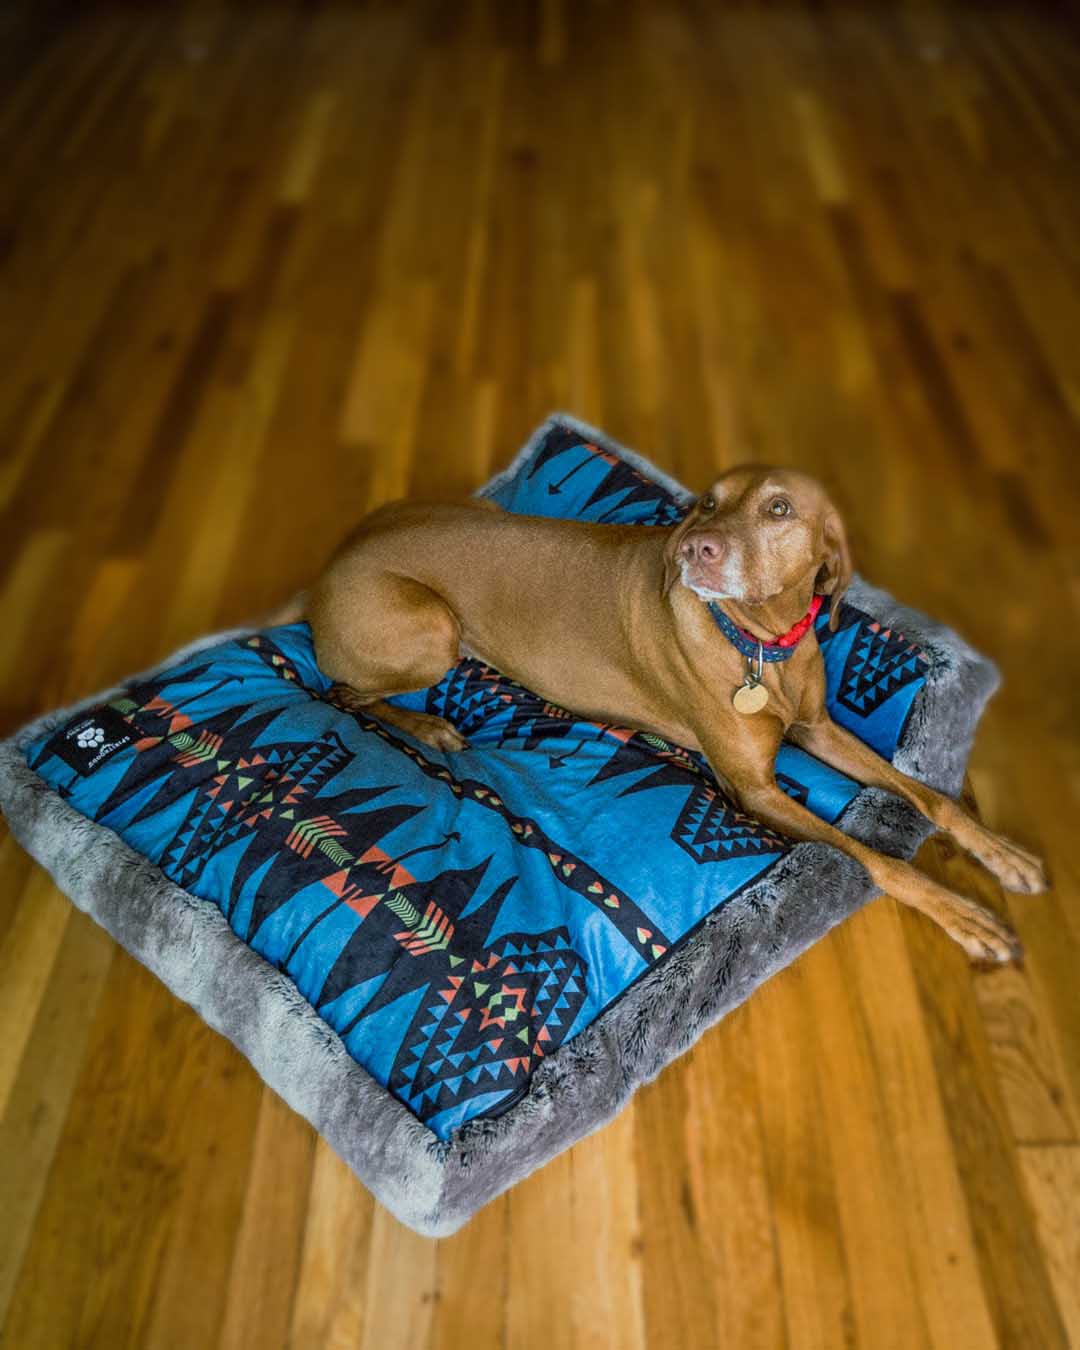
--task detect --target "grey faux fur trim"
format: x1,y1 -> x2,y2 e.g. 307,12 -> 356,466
0,414 -> 1000,1237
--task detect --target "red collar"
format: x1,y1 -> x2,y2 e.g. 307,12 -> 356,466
735,593 -> 824,651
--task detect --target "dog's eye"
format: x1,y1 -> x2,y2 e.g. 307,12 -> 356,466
700,494 -> 717,512
768,498 -> 791,517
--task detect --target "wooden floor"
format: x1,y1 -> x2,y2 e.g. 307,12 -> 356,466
1,1 -> 1079,1345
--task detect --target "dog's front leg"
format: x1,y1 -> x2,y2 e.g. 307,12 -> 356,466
696,728 -> 1023,965
741,774 -> 1023,965
788,714 -> 1048,896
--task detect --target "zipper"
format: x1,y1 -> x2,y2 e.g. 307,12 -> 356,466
467,1080 -> 530,1123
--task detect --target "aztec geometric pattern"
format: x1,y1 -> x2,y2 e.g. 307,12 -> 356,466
815,598 -> 930,758
21,423 -> 929,1141
830,610 -> 930,728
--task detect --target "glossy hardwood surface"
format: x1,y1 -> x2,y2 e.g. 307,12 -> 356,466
1,2 -> 1079,1346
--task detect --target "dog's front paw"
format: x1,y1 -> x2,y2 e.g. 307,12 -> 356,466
940,896 -> 1025,967
971,831 -> 1049,895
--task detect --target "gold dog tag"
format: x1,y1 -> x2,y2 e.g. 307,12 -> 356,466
733,681 -> 769,715
733,640 -> 769,714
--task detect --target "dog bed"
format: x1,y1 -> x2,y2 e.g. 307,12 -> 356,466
0,413 -> 999,1236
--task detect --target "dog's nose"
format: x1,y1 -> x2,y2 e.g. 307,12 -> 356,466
679,533 -> 723,565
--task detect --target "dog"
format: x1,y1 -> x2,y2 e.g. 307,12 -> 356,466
275,464 -> 1046,966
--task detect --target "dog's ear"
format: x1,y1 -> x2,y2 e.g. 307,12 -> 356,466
816,504 -> 853,631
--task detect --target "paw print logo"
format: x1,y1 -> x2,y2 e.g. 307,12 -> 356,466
75,725 -> 105,750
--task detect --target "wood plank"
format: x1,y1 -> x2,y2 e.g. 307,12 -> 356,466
684,1005 -> 788,1350
287,1140 -> 375,1350
748,970 -> 856,1350
566,1106 -> 648,1350
216,1087 -> 316,1350
136,1027 -> 264,1350
0,870 -> 71,1119
1,954 -> 224,1346
0,911 -> 115,1329
430,1191 -> 509,1350
842,898 -> 999,1347
905,836 -> 1071,1347
1017,1144 -> 1080,1348
505,1140 -> 579,1349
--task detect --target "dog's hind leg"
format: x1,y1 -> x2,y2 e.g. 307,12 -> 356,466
311,572 -> 468,751
327,684 -> 467,751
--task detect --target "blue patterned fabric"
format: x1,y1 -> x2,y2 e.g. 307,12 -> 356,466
23,426 -> 929,1140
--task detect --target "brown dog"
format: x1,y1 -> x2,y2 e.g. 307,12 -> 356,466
291,466 -> 1046,966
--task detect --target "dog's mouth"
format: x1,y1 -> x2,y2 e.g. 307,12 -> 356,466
677,558 -> 738,602
677,558 -> 787,609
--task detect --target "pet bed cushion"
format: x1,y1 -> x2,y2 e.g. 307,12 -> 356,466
0,413 -> 999,1236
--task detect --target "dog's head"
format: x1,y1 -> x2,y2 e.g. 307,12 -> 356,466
662,466 -> 853,630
